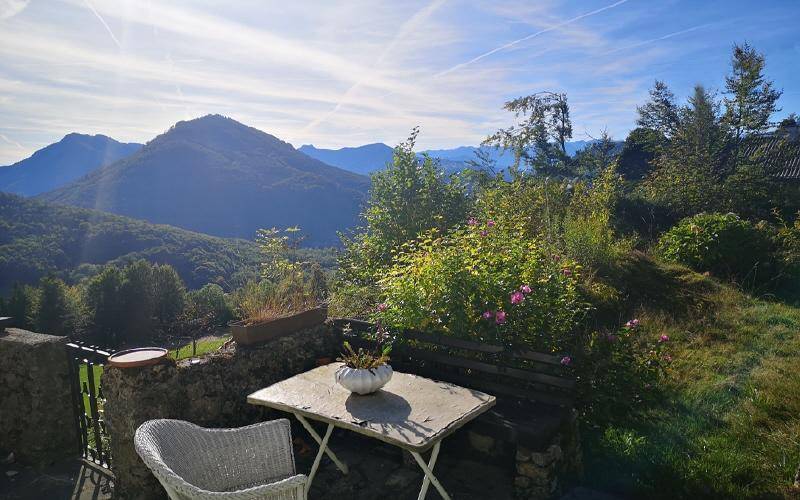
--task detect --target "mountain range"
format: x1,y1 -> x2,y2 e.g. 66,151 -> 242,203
0,117 -> 607,253
299,140 -> 598,175
38,115 -> 370,246
0,133 -> 142,196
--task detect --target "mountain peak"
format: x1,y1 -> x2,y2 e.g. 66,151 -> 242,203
0,134 -> 142,196
39,116 -> 369,246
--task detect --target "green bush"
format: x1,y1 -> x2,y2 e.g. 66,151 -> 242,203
186,283 -> 233,326
656,213 -> 772,281
774,212 -> 800,275
376,220 -> 585,352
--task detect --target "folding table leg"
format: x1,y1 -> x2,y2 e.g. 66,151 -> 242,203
295,414 -> 349,474
411,442 -> 451,500
306,422 -> 333,489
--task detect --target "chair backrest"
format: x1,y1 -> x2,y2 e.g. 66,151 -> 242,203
332,318 -> 575,408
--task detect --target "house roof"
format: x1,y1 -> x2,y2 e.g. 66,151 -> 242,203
741,130 -> 800,180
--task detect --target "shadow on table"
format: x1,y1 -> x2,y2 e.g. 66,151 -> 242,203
345,390 -> 435,444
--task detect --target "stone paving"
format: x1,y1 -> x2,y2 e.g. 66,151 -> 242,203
0,457 -> 113,500
0,435 -> 618,500
299,429 -> 515,499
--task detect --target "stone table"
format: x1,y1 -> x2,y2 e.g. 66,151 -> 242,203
248,363 -> 496,500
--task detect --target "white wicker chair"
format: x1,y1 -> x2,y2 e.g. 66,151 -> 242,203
135,419 -> 307,500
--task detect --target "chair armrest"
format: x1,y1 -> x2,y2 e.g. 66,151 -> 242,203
166,474 -> 307,499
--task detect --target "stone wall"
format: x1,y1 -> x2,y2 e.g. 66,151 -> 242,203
0,328 -> 79,465
102,322 -> 340,499
514,410 -> 583,499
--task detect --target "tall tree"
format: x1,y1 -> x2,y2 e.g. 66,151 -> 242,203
642,85 -> 725,217
152,264 -> 186,326
120,260 -> 156,343
636,81 -> 680,137
338,128 -> 471,286
617,127 -> 666,182
85,267 -> 124,344
485,92 -> 573,176
7,283 -> 33,330
723,42 -> 782,143
573,131 -> 618,179
35,276 -> 69,335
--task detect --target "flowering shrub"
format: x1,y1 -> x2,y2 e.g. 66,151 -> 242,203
375,219 -> 584,352
656,212 -> 773,281
577,319 -> 671,422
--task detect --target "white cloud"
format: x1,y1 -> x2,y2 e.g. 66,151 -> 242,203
1,0 -> 797,165
0,0 -> 28,20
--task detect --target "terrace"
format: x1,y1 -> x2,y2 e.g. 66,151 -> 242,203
0,315 -> 590,500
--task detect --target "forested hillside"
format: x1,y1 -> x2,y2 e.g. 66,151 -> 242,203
0,192 -> 261,292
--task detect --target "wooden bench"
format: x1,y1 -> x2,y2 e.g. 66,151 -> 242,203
331,318 -> 576,451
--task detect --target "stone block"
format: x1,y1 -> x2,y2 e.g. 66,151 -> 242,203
468,430 -> 496,454
0,329 -> 77,466
516,461 -> 554,486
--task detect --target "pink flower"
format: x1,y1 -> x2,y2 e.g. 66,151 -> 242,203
520,284 -> 532,294
560,356 -> 572,366
664,354 -> 673,362
495,311 -> 507,324
376,303 -> 388,312
625,319 -> 640,329
510,291 -> 524,305
659,334 -> 669,343
486,220 -> 496,227
480,230 -> 488,237
467,217 -> 478,226
561,268 -> 572,277
482,310 -> 494,320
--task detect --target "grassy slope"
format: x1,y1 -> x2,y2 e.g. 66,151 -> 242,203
583,273 -> 800,498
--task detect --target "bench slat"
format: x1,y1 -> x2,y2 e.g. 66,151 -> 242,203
394,362 -> 574,407
402,330 -> 505,354
397,347 -> 575,390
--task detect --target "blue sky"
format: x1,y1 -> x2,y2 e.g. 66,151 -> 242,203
0,0 -> 798,164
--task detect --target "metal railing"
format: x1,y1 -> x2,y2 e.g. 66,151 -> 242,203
66,341 -> 115,468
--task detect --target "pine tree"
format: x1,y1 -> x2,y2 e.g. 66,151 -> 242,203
152,264 -> 186,326
7,283 -> 33,330
636,80 -> 680,137
35,276 -> 70,335
723,42 -> 782,143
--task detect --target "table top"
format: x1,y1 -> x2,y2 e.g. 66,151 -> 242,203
247,363 -> 496,452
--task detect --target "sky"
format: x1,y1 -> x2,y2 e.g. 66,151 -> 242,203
0,0 -> 799,165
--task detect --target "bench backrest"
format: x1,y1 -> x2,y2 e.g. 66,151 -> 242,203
331,318 -> 575,408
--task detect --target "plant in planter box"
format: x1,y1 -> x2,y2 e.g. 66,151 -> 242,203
229,227 -> 327,345
335,328 -> 393,395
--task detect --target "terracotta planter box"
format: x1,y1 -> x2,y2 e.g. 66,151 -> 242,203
229,307 -> 327,346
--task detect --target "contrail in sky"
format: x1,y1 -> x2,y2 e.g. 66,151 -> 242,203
83,0 -> 122,49
0,133 -> 24,150
302,0 -> 446,133
435,0 -> 630,77
602,23 -> 714,55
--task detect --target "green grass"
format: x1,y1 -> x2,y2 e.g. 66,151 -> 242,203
172,336 -> 231,360
583,283 -> 800,499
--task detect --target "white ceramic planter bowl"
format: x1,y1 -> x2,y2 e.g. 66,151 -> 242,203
335,364 -> 393,395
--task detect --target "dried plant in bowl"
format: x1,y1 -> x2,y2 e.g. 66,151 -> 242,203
337,341 -> 391,370
335,331 -> 393,395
